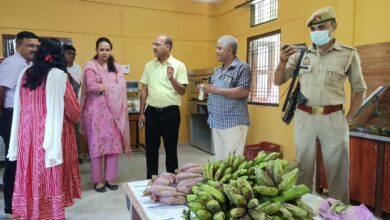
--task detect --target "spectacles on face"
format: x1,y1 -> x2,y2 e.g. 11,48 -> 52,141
152,42 -> 166,47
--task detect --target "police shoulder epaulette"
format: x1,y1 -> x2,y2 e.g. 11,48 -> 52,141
339,44 -> 357,51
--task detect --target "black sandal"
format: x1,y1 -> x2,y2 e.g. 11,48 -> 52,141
106,181 -> 118,191
94,183 -> 106,193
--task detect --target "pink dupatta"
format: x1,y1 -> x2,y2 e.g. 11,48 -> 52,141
81,60 -> 131,156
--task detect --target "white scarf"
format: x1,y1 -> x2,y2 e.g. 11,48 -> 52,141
7,67 -> 67,168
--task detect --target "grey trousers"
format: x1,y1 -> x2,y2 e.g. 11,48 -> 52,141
294,109 -> 350,204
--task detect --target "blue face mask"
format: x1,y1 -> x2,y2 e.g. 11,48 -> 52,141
310,30 -> 331,46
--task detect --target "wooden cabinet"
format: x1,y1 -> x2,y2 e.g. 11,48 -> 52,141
349,137 -> 377,207
316,135 -> 390,216
382,143 -> 390,213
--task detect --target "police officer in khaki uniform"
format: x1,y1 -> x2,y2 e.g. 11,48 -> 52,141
274,6 -> 367,204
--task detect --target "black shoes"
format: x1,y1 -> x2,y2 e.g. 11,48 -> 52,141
94,184 -> 106,193
106,181 -> 119,191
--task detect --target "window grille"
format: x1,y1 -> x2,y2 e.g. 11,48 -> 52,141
247,31 -> 280,105
250,0 -> 278,27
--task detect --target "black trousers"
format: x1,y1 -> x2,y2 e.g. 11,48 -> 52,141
145,105 -> 180,179
0,108 -> 16,214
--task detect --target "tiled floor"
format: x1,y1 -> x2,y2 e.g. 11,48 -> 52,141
0,144 -> 213,220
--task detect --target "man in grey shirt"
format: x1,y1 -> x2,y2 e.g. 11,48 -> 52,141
0,31 -> 39,217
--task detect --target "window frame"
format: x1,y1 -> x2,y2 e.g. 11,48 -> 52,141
250,0 -> 278,27
246,30 -> 281,107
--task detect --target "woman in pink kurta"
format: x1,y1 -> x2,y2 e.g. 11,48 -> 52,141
10,38 -> 81,219
81,37 -> 131,192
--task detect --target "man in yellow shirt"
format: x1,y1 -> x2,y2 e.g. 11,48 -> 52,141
139,35 -> 188,179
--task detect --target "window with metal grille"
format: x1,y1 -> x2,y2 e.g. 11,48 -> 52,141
247,30 -> 280,105
250,0 -> 278,27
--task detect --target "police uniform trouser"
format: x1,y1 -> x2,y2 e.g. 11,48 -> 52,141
294,109 -> 349,204
0,108 -> 16,214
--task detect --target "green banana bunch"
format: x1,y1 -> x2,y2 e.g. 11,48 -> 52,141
278,168 -> 299,191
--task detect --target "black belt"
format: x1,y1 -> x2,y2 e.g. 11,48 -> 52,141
147,105 -> 178,112
2,108 -> 13,112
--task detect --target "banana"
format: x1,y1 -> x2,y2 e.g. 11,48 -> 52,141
237,161 -> 248,171
255,167 -> 275,187
233,168 -> 248,177
207,180 -> 221,188
232,157 -> 241,171
278,168 -> 299,191
247,198 -> 259,209
219,173 -> 232,183
273,159 -> 284,184
253,185 -> 279,196
186,194 -> 198,202
283,160 -> 301,174
279,206 -> 293,219
226,153 -> 234,166
264,152 -> 281,162
295,199 -> 315,217
283,203 -> 307,218
245,160 -> 254,169
196,209 -> 213,220
206,199 -> 221,213
231,193 -> 247,207
260,202 -> 282,215
254,151 -> 267,165
237,178 -> 254,201
188,202 -> 205,213
214,162 -> 226,181
248,209 -> 266,220
200,184 -> 226,205
266,160 -> 275,180
224,167 -> 233,176
212,211 -> 225,220
230,207 -> 246,218
197,191 -> 214,204
192,185 -> 201,194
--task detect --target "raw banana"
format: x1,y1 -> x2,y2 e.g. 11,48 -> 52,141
188,202 -> 206,212
260,202 -> 282,215
247,198 -> 259,209
212,211 -> 225,220
230,207 -> 246,218
206,200 -> 221,213
200,184 -> 226,205
283,203 -> 307,218
253,185 -> 279,196
278,168 -> 299,191
255,167 -> 275,187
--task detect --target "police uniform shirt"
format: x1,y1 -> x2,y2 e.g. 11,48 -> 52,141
284,42 -> 367,107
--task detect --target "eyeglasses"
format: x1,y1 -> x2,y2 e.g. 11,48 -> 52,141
152,42 -> 166,47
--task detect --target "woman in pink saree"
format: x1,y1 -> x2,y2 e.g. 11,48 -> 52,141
82,37 -> 131,192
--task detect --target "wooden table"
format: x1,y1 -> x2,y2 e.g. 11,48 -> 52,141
122,180 -> 187,220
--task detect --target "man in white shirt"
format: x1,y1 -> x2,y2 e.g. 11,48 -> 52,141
64,44 -> 83,164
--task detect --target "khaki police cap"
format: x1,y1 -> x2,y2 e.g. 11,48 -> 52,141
307,6 -> 336,26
